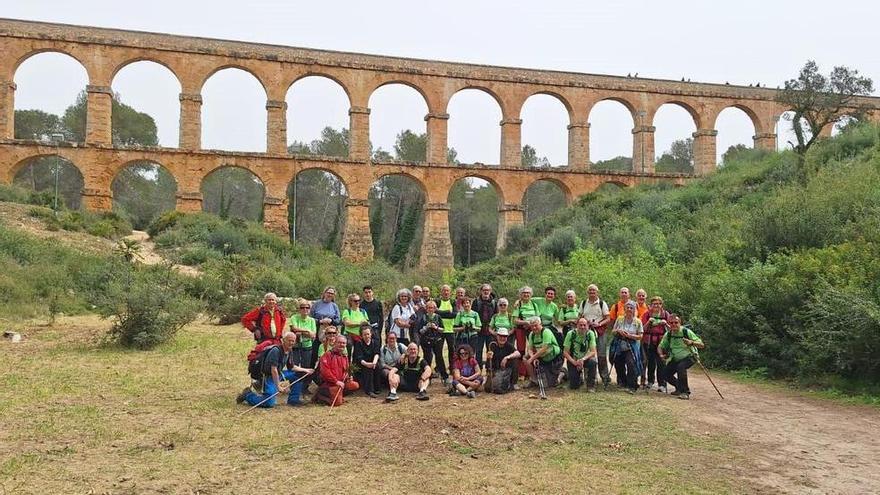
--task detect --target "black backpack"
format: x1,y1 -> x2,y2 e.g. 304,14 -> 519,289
248,344 -> 278,381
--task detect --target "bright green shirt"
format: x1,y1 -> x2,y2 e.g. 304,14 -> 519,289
556,304 -> 580,326
563,329 -> 596,360
341,308 -> 368,336
290,314 -> 316,349
438,299 -> 455,334
659,328 -> 703,362
490,313 -> 512,332
513,300 -> 540,324
534,299 -> 558,327
527,328 -> 560,362
453,310 -> 482,336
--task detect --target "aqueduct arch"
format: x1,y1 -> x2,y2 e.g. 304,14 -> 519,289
2,19 -> 879,267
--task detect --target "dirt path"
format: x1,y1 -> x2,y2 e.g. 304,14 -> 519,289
676,372 -> 880,494
124,230 -> 201,276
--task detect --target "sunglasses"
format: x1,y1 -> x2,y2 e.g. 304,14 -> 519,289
352,299 -> 361,303
300,305 -> 310,309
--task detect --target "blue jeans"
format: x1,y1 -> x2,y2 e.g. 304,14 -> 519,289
244,378 -> 278,408
282,370 -> 304,404
474,333 -> 492,365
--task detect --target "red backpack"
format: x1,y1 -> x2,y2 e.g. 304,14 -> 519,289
247,340 -> 279,380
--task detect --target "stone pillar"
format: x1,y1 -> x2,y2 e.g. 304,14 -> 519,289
266,100 -> 287,154
496,204 -> 524,253
692,129 -> 718,176
263,195 -> 289,236
425,112 -> 449,163
179,93 -> 202,150
0,80 -> 14,139
85,85 -> 113,145
568,121 -> 590,170
753,132 -> 777,151
340,198 -> 374,263
419,202 -> 453,268
349,106 -> 371,161
632,125 -> 655,174
81,188 -> 112,211
176,191 -> 203,213
500,118 -> 522,167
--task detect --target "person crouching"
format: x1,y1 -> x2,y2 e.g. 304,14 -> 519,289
315,335 -> 360,406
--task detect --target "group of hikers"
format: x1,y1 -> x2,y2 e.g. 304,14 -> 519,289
235,283 -> 706,409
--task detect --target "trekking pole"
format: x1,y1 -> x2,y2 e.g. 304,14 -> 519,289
239,372 -> 312,416
693,355 -> 724,400
534,359 -> 547,400
329,372 -> 349,413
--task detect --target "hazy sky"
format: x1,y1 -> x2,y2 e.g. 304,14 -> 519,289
8,1 -> 880,166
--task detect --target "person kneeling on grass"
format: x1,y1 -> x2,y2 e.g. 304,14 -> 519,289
658,315 -> 704,400
563,317 -> 598,392
237,331 -> 296,408
525,316 -> 563,390
485,328 -> 521,394
398,342 -> 432,401
450,344 -> 484,398
315,335 -> 360,406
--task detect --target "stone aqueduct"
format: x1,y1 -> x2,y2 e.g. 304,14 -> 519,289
1,19 -> 878,267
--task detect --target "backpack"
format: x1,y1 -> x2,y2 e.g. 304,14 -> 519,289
247,341 -> 278,380
662,327 -> 699,357
385,303 -> 401,335
578,298 -> 608,334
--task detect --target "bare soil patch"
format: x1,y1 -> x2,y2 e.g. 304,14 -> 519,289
674,372 -> 880,494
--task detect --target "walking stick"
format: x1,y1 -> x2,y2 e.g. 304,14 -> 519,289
534,358 -> 547,400
329,372 -> 349,413
693,355 -> 724,400
240,371 -> 313,416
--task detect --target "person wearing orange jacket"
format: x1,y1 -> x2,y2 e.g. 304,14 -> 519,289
241,293 -> 287,343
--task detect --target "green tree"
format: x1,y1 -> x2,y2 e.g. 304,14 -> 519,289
111,93 -> 159,147
289,126 -> 350,157
522,144 -> 550,167
449,180 -> 498,266
13,109 -> 62,140
655,138 -> 694,173
112,162 -> 177,229
12,156 -> 85,209
777,60 -> 873,175
592,156 -> 633,172
201,167 -> 264,221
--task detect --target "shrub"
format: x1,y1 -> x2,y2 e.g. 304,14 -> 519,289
99,266 -> 198,349
147,210 -> 184,237
539,227 -> 579,262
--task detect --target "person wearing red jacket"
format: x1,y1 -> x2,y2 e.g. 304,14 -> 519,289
315,335 -> 360,406
640,296 -> 670,392
242,293 -> 287,343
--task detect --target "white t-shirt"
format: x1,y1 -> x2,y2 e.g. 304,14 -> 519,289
579,299 -> 609,324
389,303 -> 415,338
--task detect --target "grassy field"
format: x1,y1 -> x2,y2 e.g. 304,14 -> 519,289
1,316 -> 740,494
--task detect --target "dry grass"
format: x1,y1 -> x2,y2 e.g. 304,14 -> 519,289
1,316 -> 738,494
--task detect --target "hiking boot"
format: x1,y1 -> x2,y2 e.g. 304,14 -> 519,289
626,389 -> 635,395
431,372 -> 439,379
367,392 -> 379,399
235,387 -> 249,404
416,390 -> 430,401
648,382 -> 657,391
587,387 -> 596,393
448,388 -> 458,397
658,385 -> 667,394
386,392 -> 399,402
678,392 -> 690,400
444,377 -> 453,386
466,390 -> 477,399
670,389 -> 681,396
287,400 -> 304,407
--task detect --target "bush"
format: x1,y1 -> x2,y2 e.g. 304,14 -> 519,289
99,266 -> 198,349
147,210 -> 184,237
539,227 -> 579,261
